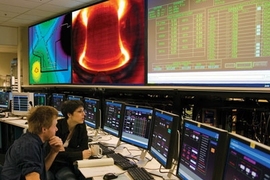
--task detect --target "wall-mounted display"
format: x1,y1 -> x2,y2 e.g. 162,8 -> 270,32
28,13 -> 72,84
72,0 -> 145,85
147,0 -> 270,90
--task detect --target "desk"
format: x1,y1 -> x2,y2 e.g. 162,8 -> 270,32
0,117 -> 28,153
0,120 -> 179,179
86,130 -> 179,180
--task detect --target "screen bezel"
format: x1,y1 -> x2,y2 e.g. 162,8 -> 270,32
34,92 -> 48,106
28,12 -> 72,85
83,97 -> 101,129
176,119 -> 228,180
102,99 -> 125,137
11,92 -> 34,117
146,0 -> 270,91
50,93 -> 66,116
149,108 -> 180,169
120,104 -> 154,150
0,91 -> 10,111
67,95 -> 83,101
222,133 -> 270,180
71,0 -> 146,85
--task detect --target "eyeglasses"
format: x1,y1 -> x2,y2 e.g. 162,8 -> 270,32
75,109 -> 86,114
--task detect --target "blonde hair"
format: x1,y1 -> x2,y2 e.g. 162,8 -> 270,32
27,106 -> 58,134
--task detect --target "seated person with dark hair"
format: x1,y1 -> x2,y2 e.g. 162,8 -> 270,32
1,106 -> 64,180
47,100 -> 92,180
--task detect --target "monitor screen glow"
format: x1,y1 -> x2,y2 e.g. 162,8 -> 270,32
72,0 -> 146,85
120,104 -> 154,149
149,109 -> 180,169
103,100 -> 125,137
222,133 -> 270,180
176,119 -> 227,180
67,95 -> 83,101
84,97 -> 101,129
51,93 -> 66,116
34,92 -> 47,106
28,13 -> 72,84
147,0 -> 270,90
11,92 -> 34,117
0,91 -> 10,111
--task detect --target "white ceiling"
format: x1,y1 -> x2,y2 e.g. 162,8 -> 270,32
0,0 -> 103,28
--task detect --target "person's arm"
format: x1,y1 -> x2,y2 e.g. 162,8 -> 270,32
25,172 -> 40,180
45,136 -> 64,171
57,124 -> 89,162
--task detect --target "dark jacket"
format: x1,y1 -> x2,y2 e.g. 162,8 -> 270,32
49,118 -> 88,174
2,132 -> 46,180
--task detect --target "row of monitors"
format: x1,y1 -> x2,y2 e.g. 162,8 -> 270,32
38,92 -> 270,180
6,91 -> 181,170
3,91 -> 270,179
178,120 -> 270,180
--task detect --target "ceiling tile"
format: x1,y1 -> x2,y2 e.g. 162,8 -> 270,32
0,4 -> 30,13
0,11 -> 20,18
48,0 -> 84,8
36,4 -> 67,13
25,9 -> 56,17
0,0 -> 102,28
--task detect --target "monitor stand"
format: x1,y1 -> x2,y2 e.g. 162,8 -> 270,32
88,129 -> 102,142
136,149 -> 148,167
149,159 -> 178,180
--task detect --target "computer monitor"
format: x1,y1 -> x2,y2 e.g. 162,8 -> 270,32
34,92 -> 47,106
51,93 -> 66,116
120,104 -> 154,157
149,108 -> 180,169
67,95 -> 83,101
84,97 -> 101,129
176,119 -> 228,180
103,99 -> 125,137
222,133 -> 270,180
0,91 -> 10,112
11,92 -> 34,117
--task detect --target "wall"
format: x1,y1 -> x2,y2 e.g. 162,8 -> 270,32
18,27 -> 28,86
0,26 -> 18,87
0,53 -> 17,86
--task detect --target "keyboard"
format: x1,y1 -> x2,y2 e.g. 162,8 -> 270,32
97,142 -> 115,155
127,167 -> 154,180
115,160 -> 137,170
107,153 -> 137,170
106,152 -> 128,162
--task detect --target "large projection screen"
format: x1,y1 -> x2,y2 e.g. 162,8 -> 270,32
147,0 -> 270,90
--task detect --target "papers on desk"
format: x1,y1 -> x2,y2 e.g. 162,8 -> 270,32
76,158 -> 124,178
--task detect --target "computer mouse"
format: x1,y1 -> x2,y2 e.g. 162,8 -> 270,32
103,173 -> 118,180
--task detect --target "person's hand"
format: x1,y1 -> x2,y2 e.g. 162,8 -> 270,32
82,149 -> 91,159
49,136 -> 64,153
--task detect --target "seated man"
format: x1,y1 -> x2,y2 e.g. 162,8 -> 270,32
1,106 -> 64,180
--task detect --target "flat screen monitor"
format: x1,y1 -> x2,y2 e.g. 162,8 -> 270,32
120,104 -> 154,149
34,92 -> 47,106
84,97 -> 101,129
51,93 -> 66,116
71,0 -> 145,85
103,100 -> 125,137
222,133 -> 270,180
147,0 -> 270,91
0,91 -> 10,111
67,95 -> 83,101
11,92 -> 34,117
176,119 -> 228,180
28,13 -> 72,84
149,108 -> 180,169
